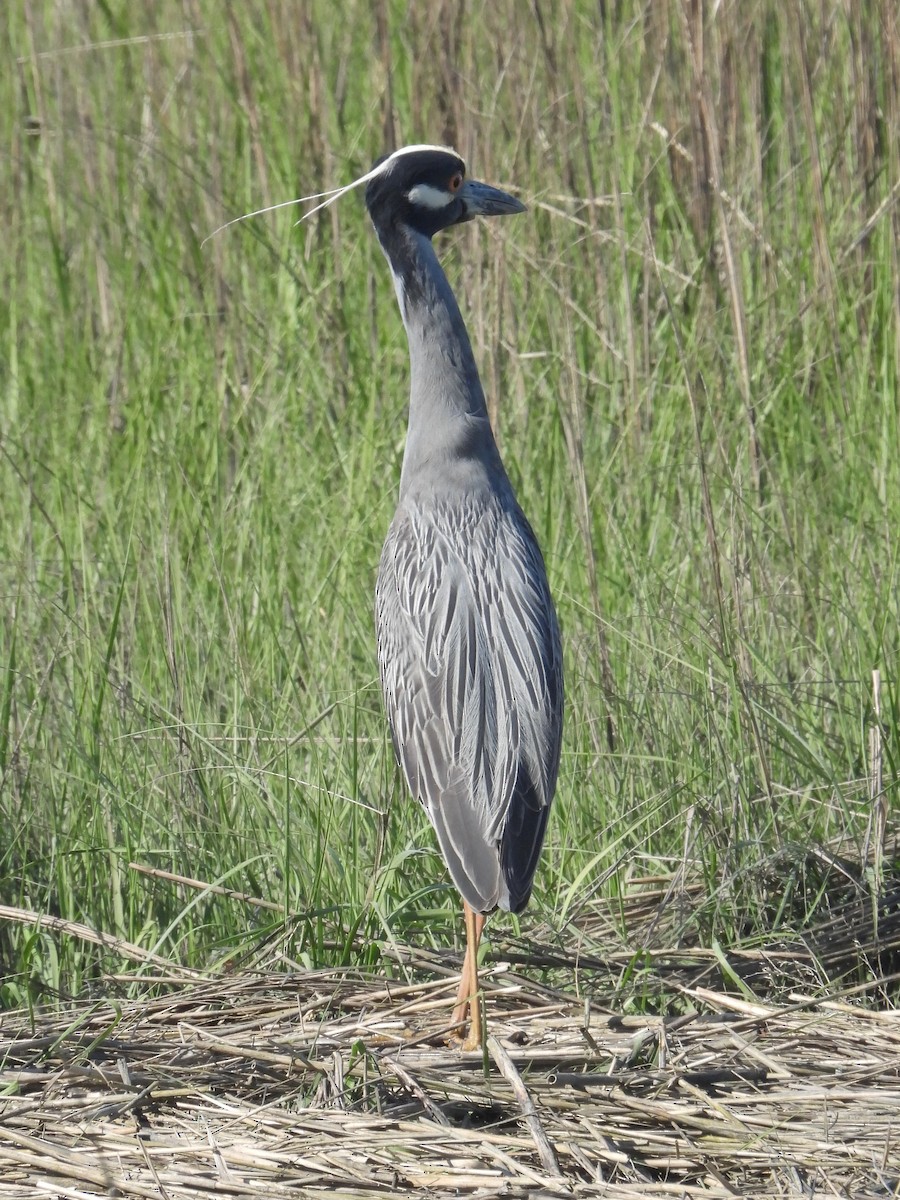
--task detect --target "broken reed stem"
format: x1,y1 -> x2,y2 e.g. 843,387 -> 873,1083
487,1034 -> 562,1177
867,668 -> 886,887
128,862 -> 286,913
0,903 -> 199,978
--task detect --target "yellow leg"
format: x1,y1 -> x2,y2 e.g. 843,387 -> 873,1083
450,901 -> 486,1050
462,903 -> 486,1050
450,908 -> 473,1032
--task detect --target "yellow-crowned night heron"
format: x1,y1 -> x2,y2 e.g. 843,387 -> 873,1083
360,146 -> 563,1048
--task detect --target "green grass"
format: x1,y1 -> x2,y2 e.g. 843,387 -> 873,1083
1,1 -> 898,1010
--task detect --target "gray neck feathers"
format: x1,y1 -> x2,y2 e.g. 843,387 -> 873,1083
382,229 -> 506,500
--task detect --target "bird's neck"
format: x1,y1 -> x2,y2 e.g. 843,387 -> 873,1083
376,225 -> 504,498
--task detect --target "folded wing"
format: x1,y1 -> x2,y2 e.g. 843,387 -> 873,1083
375,496 -> 563,913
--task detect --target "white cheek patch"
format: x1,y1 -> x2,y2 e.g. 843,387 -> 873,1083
407,183 -> 455,210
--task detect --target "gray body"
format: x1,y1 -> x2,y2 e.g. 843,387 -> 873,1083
370,154 -> 563,915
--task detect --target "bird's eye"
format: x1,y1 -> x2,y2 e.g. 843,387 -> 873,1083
448,172 -> 464,193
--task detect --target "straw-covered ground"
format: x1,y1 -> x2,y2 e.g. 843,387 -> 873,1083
2,948 -> 898,1199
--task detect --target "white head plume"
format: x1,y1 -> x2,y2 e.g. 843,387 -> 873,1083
202,144 -> 461,246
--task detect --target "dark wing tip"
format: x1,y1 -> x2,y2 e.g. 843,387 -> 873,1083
498,766 -> 551,913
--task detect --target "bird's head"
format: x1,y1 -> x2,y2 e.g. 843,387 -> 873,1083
201,143 -> 525,248
364,145 -> 525,239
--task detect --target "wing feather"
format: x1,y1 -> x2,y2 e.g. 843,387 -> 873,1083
375,494 -> 563,913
